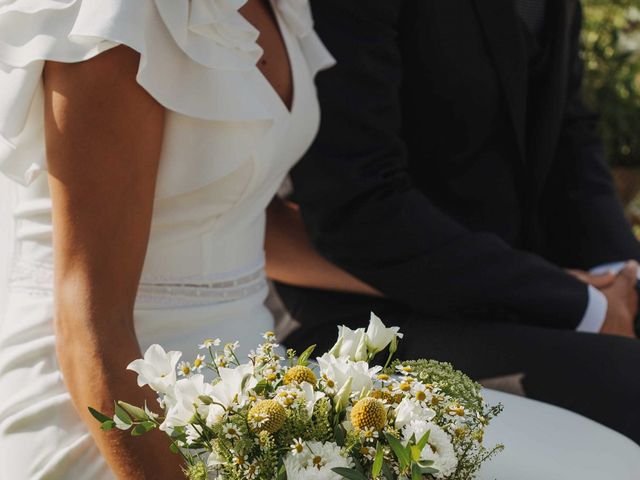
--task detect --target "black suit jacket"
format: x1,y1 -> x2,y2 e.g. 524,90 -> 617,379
277,0 -> 640,330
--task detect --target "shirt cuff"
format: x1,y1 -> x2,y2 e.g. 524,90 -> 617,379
576,285 -> 608,333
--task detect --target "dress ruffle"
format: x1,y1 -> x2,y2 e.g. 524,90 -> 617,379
0,0 -> 334,187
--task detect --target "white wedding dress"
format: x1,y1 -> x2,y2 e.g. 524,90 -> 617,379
0,1 -> 638,479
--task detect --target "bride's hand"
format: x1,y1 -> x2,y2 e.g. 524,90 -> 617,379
566,268 -> 617,288
266,198 -> 382,297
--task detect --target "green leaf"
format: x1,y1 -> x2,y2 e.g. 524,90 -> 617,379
100,420 -> 116,431
334,425 -> 346,447
276,464 -> 287,480
411,462 -> 422,480
114,402 -> 132,426
371,442 -> 384,477
253,379 -> 270,395
385,432 -> 411,470
331,468 -> 368,480
381,463 -> 394,480
416,430 -> 431,452
297,344 -> 317,366
169,442 -> 181,454
117,401 -> 148,421
88,407 -> 112,424
419,465 -> 439,474
131,421 -> 156,436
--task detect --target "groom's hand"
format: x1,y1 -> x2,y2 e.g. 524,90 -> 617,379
600,261 -> 638,338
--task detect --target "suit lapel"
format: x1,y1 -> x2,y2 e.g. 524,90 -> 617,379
472,0 -> 527,163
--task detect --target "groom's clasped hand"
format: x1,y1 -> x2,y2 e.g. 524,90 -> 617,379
567,261 -> 639,338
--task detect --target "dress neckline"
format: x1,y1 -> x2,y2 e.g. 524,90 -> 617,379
251,0 -> 298,116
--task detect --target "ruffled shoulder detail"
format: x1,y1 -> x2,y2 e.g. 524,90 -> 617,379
275,0 -> 335,76
0,0 -> 334,186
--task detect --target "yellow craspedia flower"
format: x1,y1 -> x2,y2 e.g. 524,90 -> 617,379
248,400 -> 287,434
283,365 -> 317,386
350,397 -> 387,431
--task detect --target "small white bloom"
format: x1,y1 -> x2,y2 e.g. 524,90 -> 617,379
402,420 -> 458,478
225,341 -> 240,352
365,313 -> 403,354
127,344 -> 182,395
394,398 -> 436,429
223,422 -> 241,439
262,330 -> 277,341
193,354 -> 206,372
395,364 -> 414,375
329,325 -> 368,361
284,441 -> 354,480
177,361 -> 193,377
199,338 -> 221,349
411,382 -> 433,404
290,437 -> 305,455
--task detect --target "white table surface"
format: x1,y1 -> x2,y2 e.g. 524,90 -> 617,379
478,389 -> 640,479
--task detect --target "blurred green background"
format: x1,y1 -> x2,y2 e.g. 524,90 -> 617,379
582,0 -> 640,227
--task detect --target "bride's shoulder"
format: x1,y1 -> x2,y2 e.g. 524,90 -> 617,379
0,0 -> 334,187
0,0 -> 266,71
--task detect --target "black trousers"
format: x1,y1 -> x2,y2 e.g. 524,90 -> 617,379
277,286 -> 640,444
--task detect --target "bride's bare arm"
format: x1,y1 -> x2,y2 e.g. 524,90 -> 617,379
265,198 -> 382,296
44,46 -> 184,479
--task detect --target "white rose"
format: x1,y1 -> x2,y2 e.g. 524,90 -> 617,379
401,420 -> 458,478
394,398 -> 436,430
329,325 -> 368,361
284,441 -> 354,480
127,344 -> 181,395
365,312 -> 403,354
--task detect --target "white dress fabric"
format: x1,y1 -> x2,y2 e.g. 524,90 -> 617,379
0,0 -> 333,478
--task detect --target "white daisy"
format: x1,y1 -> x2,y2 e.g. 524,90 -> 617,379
223,422 -> 241,439
177,361 -> 192,377
290,437 -> 305,455
192,354 -> 206,372
198,338 -> 221,349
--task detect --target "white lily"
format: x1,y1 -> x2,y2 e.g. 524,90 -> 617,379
127,344 -> 181,395
206,363 -> 258,426
365,312 -> 403,355
161,374 -> 214,432
316,353 -> 380,398
329,325 -> 369,361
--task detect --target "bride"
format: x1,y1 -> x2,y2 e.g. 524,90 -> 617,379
0,0 -> 333,477
0,0 -> 637,479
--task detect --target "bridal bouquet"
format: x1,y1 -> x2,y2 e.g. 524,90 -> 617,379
91,314 -> 502,480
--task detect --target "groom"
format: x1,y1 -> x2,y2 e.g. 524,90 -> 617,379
275,0 -> 640,441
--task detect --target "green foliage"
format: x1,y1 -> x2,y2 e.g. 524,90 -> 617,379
387,360 -> 484,412
582,0 -> 640,166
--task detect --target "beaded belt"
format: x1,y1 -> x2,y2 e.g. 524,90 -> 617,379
9,258 -> 268,307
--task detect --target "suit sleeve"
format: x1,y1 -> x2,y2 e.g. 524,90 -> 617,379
543,1 -> 640,268
291,0 -> 589,328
